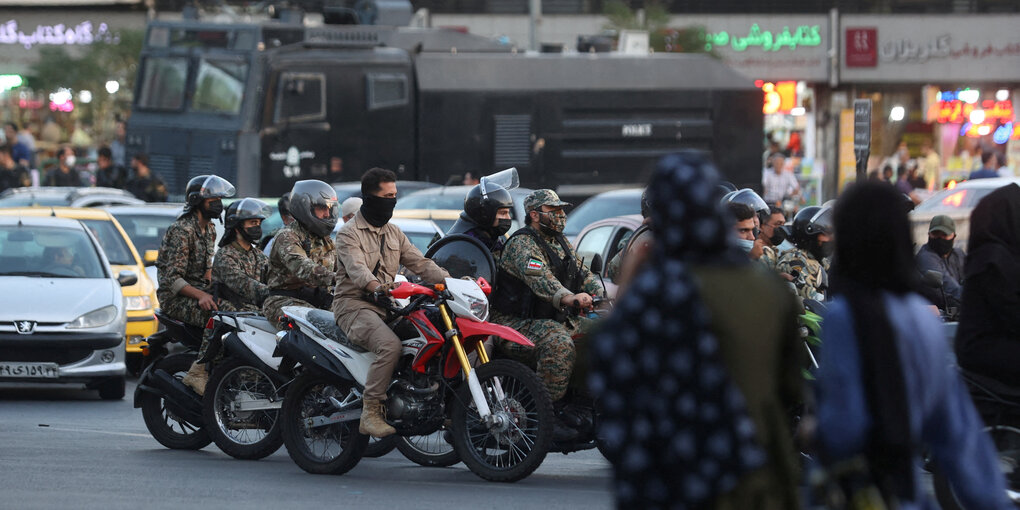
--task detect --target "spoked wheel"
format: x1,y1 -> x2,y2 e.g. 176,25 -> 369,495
363,435 -> 398,458
934,425 -> 1020,509
397,428 -> 460,467
281,372 -> 368,475
139,353 -> 211,450
449,359 -> 553,482
203,357 -> 284,460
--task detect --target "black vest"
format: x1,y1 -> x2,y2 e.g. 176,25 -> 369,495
491,227 -> 582,320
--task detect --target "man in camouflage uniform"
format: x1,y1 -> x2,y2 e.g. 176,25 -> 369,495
490,189 -> 604,441
776,205 -> 833,301
263,180 -> 340,330
758,205 -> 791,275
212,198 -> 271,313
157,175 -> 235,394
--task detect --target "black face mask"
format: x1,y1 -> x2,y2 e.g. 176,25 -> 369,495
768,226 -> 787,246
929,236 -> 954,256
241,225 -> 262,244
492,218 -> 512,237
811,240 -> 834,261
361,194 -> 397,228
202,200 -> 224,220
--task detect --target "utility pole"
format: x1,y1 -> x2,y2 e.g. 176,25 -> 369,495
528,0 -> 541,51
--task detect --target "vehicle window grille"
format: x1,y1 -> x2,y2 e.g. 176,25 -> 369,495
366,73 -> 408,111
150,154 -> 185,193
493,114 -> 531,167
275,72 -> 326,124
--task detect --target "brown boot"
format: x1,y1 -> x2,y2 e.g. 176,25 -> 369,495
359,398 -> 396,438
181,361 -> 208,396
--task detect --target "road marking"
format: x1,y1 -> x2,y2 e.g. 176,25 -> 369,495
44,426 -> 152,438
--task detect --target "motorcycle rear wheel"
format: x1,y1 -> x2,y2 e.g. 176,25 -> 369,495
363,435 -> 398,458
450,359 -> 553,483
281,372 -> 368,475
203,356 -> 284,460
933,424 -> 1020,509
140,353 -> 212,450
397,430 -> 460,467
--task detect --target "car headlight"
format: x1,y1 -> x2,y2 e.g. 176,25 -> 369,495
124,296 -> 152,311
67,305 -> 119,329
466,295 -> 488,322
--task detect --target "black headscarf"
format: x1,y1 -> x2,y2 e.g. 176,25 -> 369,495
588,151 -> 763,509
965,183 -> 1020,280
829,181 -> 916,502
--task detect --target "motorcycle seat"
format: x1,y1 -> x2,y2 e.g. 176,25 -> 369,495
306,310 -> 368,354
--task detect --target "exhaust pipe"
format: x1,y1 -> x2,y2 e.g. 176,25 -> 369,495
148,369 -> 205,426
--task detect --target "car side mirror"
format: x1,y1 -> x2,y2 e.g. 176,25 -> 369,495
922,270 -> 944,289
589,254 -> 604,275
144,250 -> 158,265
118,270 -> 138,287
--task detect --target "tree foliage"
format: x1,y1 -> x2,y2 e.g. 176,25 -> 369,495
602,0 -> 715,56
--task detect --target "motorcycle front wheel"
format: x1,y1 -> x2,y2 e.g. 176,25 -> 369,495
281,372 -> 368,475
139,353 -> 212,450
933,424 -> 1020,509
203,357 -> 284,460
450,359 -> 553,483
397,429 -> 460,467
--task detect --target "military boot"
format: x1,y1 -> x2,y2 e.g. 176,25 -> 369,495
359,398 -> 396,438
181,361 -> 208,396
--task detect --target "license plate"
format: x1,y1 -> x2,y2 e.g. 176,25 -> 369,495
0,362 -> 60,379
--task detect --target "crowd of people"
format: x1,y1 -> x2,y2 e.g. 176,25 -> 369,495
0,120 -> 169,202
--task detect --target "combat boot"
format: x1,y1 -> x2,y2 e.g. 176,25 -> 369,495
359,398 -> 396,438
181,361 -> 208,396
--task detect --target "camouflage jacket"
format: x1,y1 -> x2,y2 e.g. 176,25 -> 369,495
266,221 -> 337,292
156,212 -> 215,304
759,244 -> 781,272
497,226 -> 604,309
775,247 -> 829,300
212,240 -> 270,310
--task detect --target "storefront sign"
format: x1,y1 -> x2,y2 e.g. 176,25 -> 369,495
840,15 -> 1020,82
0,20 -> 118,49
845,28 -> 877,67
702,23 -> 822,52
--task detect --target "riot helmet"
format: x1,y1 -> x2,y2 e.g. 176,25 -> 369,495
788,205 -> 834,260
723,188 -> 770,226
464,182 -> 513,229
183,175 -> 236,216
289,180 -> 339,238
220,198 -> 271,247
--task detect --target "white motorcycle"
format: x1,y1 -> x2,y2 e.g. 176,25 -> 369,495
275,277 -> 554,482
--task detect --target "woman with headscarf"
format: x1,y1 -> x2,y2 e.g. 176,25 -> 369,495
955,183 -> 1020,385
814,181 -> 1010,509
589,151 -> 803,509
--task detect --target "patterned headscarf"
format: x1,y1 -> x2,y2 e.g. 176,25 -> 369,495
589,151 -> 763,509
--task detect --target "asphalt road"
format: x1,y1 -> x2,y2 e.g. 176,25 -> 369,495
0,379 -> 614,510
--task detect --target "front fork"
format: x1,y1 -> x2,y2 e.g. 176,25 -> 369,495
438,304 -> 507,425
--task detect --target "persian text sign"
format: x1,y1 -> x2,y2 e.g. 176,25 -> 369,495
0,20 -> 119,50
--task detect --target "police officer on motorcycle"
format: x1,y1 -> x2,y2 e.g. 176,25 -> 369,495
489,189 -> 605,441
213,198 -> 271,313
447,178 -> 515,255
776,205 -> 834,301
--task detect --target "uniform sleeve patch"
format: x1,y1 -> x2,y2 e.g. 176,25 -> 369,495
526,258 -> 544,271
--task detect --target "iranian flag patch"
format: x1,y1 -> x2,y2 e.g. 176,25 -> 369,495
527,258 -> 544,271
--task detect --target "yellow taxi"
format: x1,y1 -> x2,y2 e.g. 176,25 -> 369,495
0,207 -> 160,363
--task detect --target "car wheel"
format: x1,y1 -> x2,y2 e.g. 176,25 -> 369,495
98,376 -> 126,400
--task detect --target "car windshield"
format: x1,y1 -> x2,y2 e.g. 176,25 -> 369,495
406,231 -> 441,253
0,194 -> 68,207
396,191 -> 466,210
564,194 -> 641,237
111,213 -> 178,254
81,219 -> 136,266
0,225 -> 106,278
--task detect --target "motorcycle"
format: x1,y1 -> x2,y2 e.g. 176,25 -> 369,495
134,311 -> 211,450
274,277 -> 554,482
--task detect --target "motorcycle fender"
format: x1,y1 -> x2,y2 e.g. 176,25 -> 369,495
277,329 -> 363,389
455,317 -> 534,348
132,360 -> 160,408
222,334 -> 290,387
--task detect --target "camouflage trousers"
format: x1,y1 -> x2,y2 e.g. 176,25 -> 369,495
160,295 -> 216,360
262,295 -> 316,331
491,311 -> 595,401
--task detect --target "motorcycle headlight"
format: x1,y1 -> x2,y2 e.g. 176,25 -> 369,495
466,295 -> 488,322
67,305 -> 119,329
124,296 -> 152,311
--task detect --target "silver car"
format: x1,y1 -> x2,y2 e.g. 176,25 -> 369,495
0,216 -> 134,399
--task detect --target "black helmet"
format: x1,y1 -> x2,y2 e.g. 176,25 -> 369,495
278,192 -> 292,219
464,181 -> 513,228
723,188 -> 769,225
183,175 -> 235,214
640,189 -> 651,219
220,198 -> 270,247
788,205 -> 833,251
289,180 -> 339,238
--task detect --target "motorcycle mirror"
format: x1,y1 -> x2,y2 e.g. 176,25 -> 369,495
589,253 -> 604,275
480,167 -> 520,194
922,270 -> 944,289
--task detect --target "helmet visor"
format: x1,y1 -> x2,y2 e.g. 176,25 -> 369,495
727,188 -> 769,215
480,167 -> 520,197
807,207 -> 834,236
197,175 -> 236,200
232,198 -> 271,221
